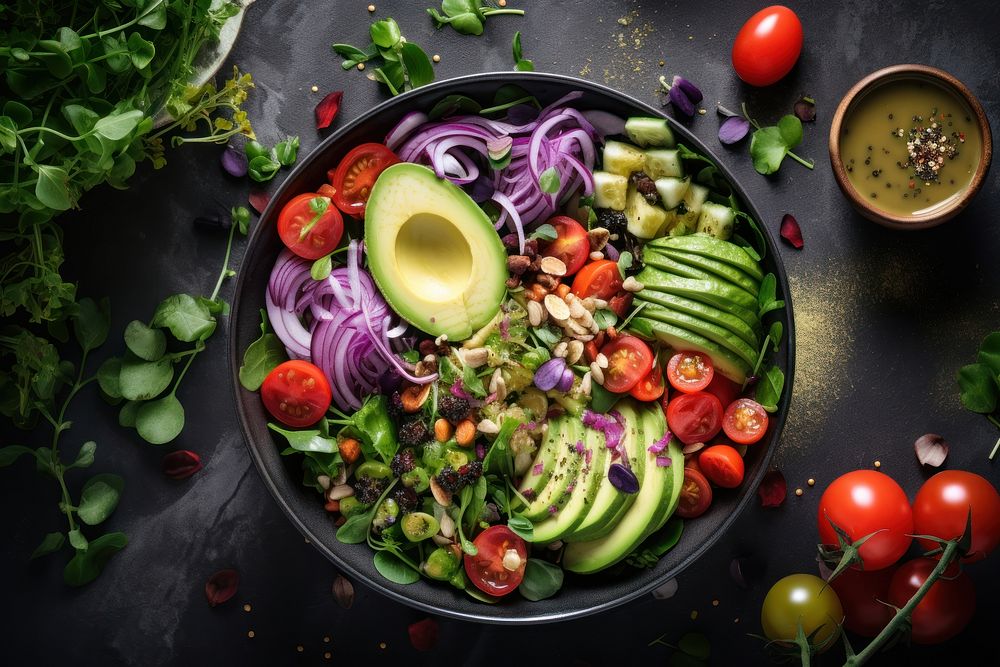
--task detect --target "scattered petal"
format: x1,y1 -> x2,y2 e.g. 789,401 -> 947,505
220,145 -> 248,177
205,569 -> 239,607
162,450 -> 202,479
248,190 -> 270,215
914,433 -> 949,467
651,578 -> 678,599
779,214 -> 804,249
718,116 -> 751,144
608,463 -> 640,493
332,574 -> 355,609
794,96 -> 817,123
668,85 -> 696,118
757,469 -> 787,508
314,91 -> 344,130
408,617 -> 439,652
672,75 -> 703,104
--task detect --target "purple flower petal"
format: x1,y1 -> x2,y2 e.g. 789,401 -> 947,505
672,75 -> 703,104
221,145 -> 247,177
608,463 -> 640,494
668,85 -> 696,118
794,96 -> 817,123
534,357 -> 568,391
719,116 -> 751,145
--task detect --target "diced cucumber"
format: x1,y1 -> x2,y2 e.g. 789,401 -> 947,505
592,171 -> 628,211
677,183 -> 710,228
625,183 -> 669,240
644,149 -> 683,179
624,116 -> 676,148
602,140 -> 646,177
696,201 -> 736,240
654,177 -> 690,210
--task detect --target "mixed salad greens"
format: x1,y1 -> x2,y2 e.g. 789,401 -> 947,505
240,85 -> 786,602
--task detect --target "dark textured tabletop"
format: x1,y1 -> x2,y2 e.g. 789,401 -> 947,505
3,1 -> 999,665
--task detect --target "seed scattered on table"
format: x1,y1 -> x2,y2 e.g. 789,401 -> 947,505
311,85 -> 318,92
379,642 -> 387,649
690,610 -> 699,620
807,478 -> 816,487
243,603 -> 252,613
296,645 -> 304,653
433,54 -> 441,63
324,653 -> 332,660
323,636 -> 331,644
874,460 -> 882,469
712,599 -> 720,607
795,488 -> 803,497
498,0 -> 507,5
357,63 -> 366,71
248,630 -> 255,639
368,4 -> 375,12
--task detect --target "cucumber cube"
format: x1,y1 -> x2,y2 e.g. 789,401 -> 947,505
593,171 -> 628,211
624,116 -> 676,148
644,149 -> 683,179
625,183 -> 669,240
602,140 -> 646,177
696,202 -> 736,240
654,177 -> 690,210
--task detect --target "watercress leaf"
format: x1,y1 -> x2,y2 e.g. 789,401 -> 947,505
400,42 -> 434,89
0,445 -> 36,468
332,43 -> 377,67
0,116 -> 16,153
483,418 -> 522,476
352,394 -> 398,463
68,528 -> 88,551
512,31 -> 524,62
507,515 -> 534,541
777,114 -> 803,149
119,400 -> 141,428
2,101 -> 31,127
232,206 -> 251,235
462,364 -> 487,398
34,164 -> 72,210
137,0 -> 167,29
768,321 -> 784,351
519,558 -> 564,601
239,335 -> 286,391
370,18 -> 402,48
755,365 -> 785,413
30,532 -> 65,560
428,94 -> 482,120
593,309 -> 618,329
373,550 -> 420,584
274,136 -> 300,167
443,0 -> 480,17
151,293 -> 216,342
589,381 -> 622,414
119,356 -> 173,401
617,250 -> 633,278
515,60 -> 535,72
126,32 -> 155,69
135,394 -> 185,444
957,364 -> 999,414
337,506 -> 378,544
248,155 -> 280,182
71,441 -> 97,469
63,531 -> 127,586
374,60 -> 405,96
243,140 -> 270,162
268,423 -> 337,453
977,332 -> 1000,378
70,296 -> 110,352
539,167 -> 560,194
124,320 -> 166,361
749,126 -> 788,175
93,110 -> 144,141
78,473 -> 124,525
757,273 -> 776,310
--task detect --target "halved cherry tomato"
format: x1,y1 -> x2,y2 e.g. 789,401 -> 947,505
539,215 -> 589,276
599,335 -> 654,394
732,6 -> 803,87
328,143 -> 400,217
260,360 -> 332,428
629,363 -> 665,402
704,373 -> 742,408
698,445 -> 745,488
464,526 -> 527,597
666,391 -> 723,445
676,467 -> 713,518
571,259 -> 623,300
666,351 -> 715,394
722,398 -> 769,445
277,193 -> 344,260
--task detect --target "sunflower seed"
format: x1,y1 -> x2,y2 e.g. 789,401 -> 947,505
622,276 -> 644,292
526,300 -> 545,327
596,353 -> 609,369
567,340 -> 584,364
544,294 -> 571,320
590,362 -> 605,385
539,256 -> 567,276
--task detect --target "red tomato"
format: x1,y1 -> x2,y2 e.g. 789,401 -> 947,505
260,360 -> 332,427
629,363 -> 665,402
666,391 -> 723,445
277,194 -> 345,260
464,526 -> 527,597
722,398 -> 769,445
328,143 -> 400,217
817,471 -> 913,571
676,467 -> 713,518
887,558 -> 975,644
698,445 -> 745,488
539,215 -> 589,276
599,335 -> 654,394
829,566 -> 896,638
704,373 -> 742,407
607,292 -> 633,318
571,260 -> 623,300
912,470 -> 1000,563
731,6 -> 803,86
666,351 -> 715,393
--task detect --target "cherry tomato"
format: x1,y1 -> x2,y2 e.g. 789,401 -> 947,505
629,363 -> 665,402
829,566 -> 896,638
667,391 -> 723,445
539,215 -> 589,276
463,525 -> 528,597
722,398 -> 769,445
817,470 -> 913,571
599,335 -> 654,394
887,558 -> 975,644
260,360 -> 332,428
328,143 -> 400,217
761,574 -> 843,650
912,470 -> 1000,563
704,373 -> 741,407
731,6 -> 803,87
277,193 -> 344,260
571,260 -> 623,300
676,467 -> 713,518
666,351 -> 715,393
698,445 -> 745,488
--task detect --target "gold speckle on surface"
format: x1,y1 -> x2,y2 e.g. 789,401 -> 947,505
248,630 -> 255,639
367,4 -> 375,12
357,63 -> 366,71
243,604 -> 252,613
795,488 -> 804,497
324,653 -> 332,660
296,646 -> 304,653
310,85 -> 319,93
432,54 -> 441,63
379,642 -> 387,649
807,478 -> 816,487
658,60 -> 665,67
712,599 -> 720,607
690,610 -> 698,620
874,460 -> 882,469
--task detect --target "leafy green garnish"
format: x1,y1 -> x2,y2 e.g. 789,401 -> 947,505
743,103 -> 814,175
512,31 -> 534,71
956,332 -> 1000,459
518,558 -> 564,601
538,167 -> 560,194
755,366 -> 785,413
529,223 -> 558,241
427,0 -> 525,36
333,18 -> 435,96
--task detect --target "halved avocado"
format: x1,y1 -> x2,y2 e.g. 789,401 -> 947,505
364,163 -> 507,340
635,267 -> 758,313
633,290 -> 760,347
644,246 -> 761,296
627,317 -> 753,383
648,233 -> 764,281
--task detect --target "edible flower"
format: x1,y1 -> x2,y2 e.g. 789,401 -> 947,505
534,357 -> 573,392
779,213 -> 804,249
608,463 -> 640,494
794,96 -> 817,123
314,91 -> 344,129
660,75 -> 703,119
757,469 -> 787,508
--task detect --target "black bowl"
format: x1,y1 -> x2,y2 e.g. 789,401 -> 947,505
229,72 -> 795,624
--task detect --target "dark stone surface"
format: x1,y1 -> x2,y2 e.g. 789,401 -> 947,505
2,1 -> 998,664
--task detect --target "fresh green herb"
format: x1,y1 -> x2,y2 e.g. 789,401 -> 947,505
538,167 -> 560,194
336,479 -> 397,544
330,394 -> 398,463
756,273 -> 785,318
373,550 -> 421,584
428,93 -> 482,120
507,514 -> 534,541
755,366 -> 785,413
743,103 -> 814,175
617,250 -> 634,278
274,136 -> 300,167
518,558 -> 564,601
956,332 -> 1000,459
333,18 -> 435,96
483,417 -> 522,477
462,363 -> 488,398
511,31 -> 534,71
478,84 -> 540,116
589,381 -> 622,414
593,309 -> 618,330
626,517 -> 683,567
529,223 -> 558,241
427,0 -> 525,36
456,483 -> 479,555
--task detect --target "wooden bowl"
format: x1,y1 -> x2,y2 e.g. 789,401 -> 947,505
829,64 -> 992,230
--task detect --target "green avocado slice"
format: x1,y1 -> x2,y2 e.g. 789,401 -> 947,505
517,418 -> 563,499
634,290 -> 760,347
519,419 -> 584,521
641,252 -> 758,305
644,246 -> 761,296
635,267 -> 758,313
648,233 -> 764,281
627,317 -> 753,383
636,303 -> 759,368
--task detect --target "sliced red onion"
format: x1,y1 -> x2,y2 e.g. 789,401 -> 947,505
655,456 -> 672,467
608,463 -> 639,494
602,244 -> 620,261
647,432 -> 672,454
386,111 -> 430,152
491,191 -> 524,254
534,357 -> 568,392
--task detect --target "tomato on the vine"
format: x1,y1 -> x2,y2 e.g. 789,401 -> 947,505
887,558 -> 975,644
666,391 -> 723,445
912,470 -> 1000,563
829,566 -> 896,638
732,6 -> 803,87
328,143 -> 400,217
599,335 -> 654,394
629,363 -> 665,401
698,445 -> 745,488
464,526 -> 528,597
817,470 -> 913,571
260,360 -> 332,428
539,215 -> 589,276
676,467 -> 713,518
571,259 -> 623,300
722,398 -> 769,445
666,351 -> 714,393
761,574 -> 843,650
277,193 -> 344,260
